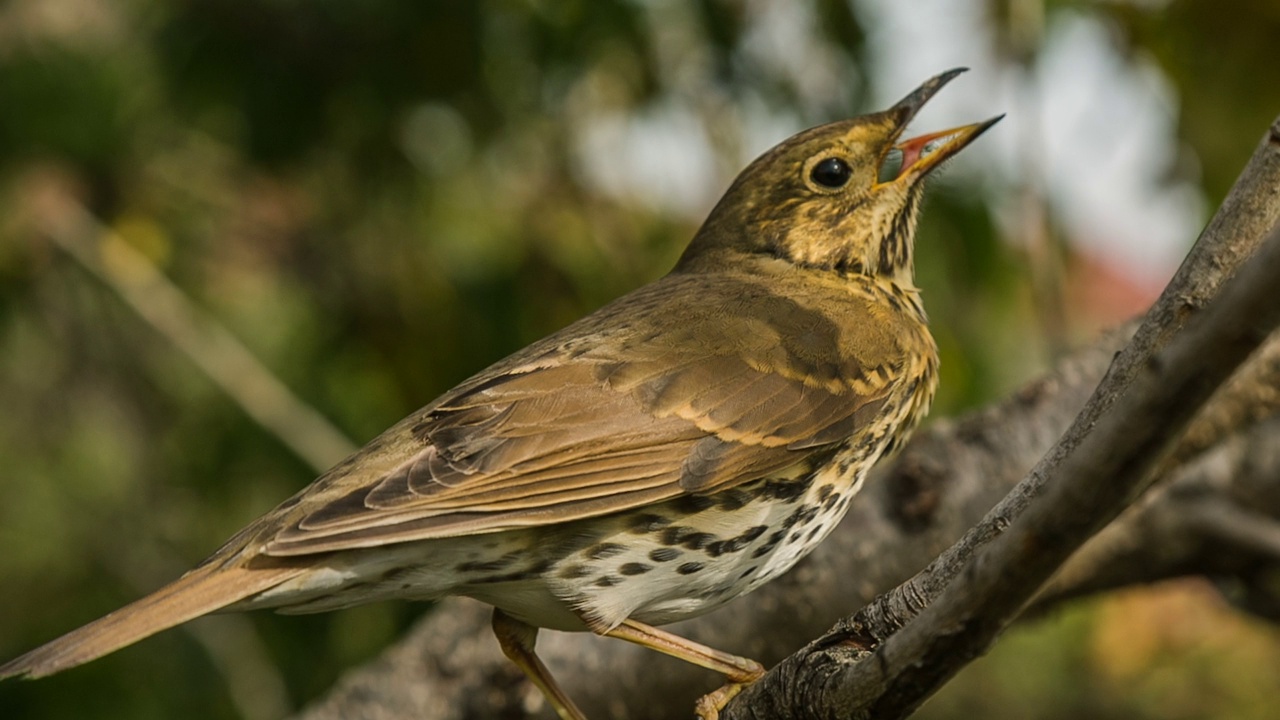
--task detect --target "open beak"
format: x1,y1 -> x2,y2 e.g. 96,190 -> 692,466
875,68 -> 1003,186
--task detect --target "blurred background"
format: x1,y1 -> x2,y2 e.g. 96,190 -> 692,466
1,0 -> 1278,718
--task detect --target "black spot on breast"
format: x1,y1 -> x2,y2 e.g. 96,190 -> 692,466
683,532 -> 715,550
595,576 -> 622,587
823,492 -> 842,510
750,529 -> 787,558
816,485 -> 834,502
619,562 -> 652,576
660,526 -> 716,550
781,504 -> 821,531
677,562 -> 705,575
586,543 -> 626,560
559,564 -> 591,580
715,488 -> 754,512
649,547 -> 681,562
760,476 -> 814,503
628,513 -> 673,534
674,494 -> 717,514
704,525 -> 770,557
739,566 -> 759,579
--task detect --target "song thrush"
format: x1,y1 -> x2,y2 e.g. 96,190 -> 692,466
1,69 -> 999,719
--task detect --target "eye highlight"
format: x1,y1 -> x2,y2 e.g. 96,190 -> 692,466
809,157 -> 852,189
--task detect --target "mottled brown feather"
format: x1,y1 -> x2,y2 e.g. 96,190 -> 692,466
264,268 -> 908,556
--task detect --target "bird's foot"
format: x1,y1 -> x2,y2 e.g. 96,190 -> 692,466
694,680 -> 753,720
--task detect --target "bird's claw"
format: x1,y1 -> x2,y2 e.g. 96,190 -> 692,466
694,681 -> 752,720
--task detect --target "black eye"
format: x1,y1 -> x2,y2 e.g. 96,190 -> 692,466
810,157 -> 852,189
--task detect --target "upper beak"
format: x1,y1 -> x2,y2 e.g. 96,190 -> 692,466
876,68 -> 1003,185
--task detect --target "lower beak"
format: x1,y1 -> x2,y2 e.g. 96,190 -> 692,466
882,115 -> 1004,185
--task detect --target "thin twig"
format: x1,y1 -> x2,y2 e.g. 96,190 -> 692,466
40,196 -> 357,473
31,191 -> 353,719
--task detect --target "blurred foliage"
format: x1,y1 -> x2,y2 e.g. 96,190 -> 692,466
920,580 -> 1280,720
1107,0 -> 1280,204
0,1 -> 1276,719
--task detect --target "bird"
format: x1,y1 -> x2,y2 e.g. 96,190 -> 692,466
1,68 -> 999,719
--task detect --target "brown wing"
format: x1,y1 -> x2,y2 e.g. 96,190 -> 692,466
264,277 -> 900,556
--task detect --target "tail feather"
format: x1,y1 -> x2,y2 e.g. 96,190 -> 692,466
0,562 -> 303,680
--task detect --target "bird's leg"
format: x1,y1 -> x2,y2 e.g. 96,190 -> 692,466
602,619 -> 764,680
491,609 -> 588,720
600,619 -> 765,719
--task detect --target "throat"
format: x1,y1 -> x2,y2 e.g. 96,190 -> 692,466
762,234 -> 877,279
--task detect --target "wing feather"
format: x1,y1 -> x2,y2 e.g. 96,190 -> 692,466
263,274 -> 906,556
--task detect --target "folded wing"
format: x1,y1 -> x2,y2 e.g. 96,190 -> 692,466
265,279 -> 898,556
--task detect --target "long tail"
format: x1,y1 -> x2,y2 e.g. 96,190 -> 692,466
0,562 -> 303,679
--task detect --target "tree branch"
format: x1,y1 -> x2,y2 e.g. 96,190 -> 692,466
32,186 -> 358,473
1029,416 -> 1280,613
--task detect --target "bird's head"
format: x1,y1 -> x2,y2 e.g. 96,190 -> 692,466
679,68 -> 1001,286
